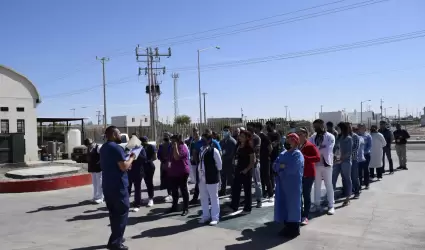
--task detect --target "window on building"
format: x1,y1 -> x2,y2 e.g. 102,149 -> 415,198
132,117 -> 135,122
144,118 -> 148,122
1,120 -> 9,133
0,107 -> 9,112
17,119 -> 25,133
16,107 -> 25,112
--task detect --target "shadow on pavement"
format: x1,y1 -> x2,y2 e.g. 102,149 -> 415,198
132,218 -> 201,239
27,200 -> 93,213
225,222 -> 291,250
68,245 -> 106,250
83,207 -> 108,213
66,212 -> 109,222
127,207 -> 176,226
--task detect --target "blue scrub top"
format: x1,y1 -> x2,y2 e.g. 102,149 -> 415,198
194,139 -> 222,152
100,141 -> 129,197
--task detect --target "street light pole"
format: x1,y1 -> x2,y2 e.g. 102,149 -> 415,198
197,46 -> 220,124
360,99 -> 371,123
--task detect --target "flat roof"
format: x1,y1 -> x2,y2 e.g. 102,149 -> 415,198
37,117 -> 88,123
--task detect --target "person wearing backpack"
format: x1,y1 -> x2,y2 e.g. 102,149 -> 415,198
85,138 -> 103,204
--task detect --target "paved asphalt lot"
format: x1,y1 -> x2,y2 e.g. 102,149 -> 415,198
1,149 -> 425,250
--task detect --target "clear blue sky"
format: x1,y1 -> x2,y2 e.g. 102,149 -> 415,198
1,0 -> 425,123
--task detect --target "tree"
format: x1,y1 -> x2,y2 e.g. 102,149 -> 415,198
174,115 -> 191,125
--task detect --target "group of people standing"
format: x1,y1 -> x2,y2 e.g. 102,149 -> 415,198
87,119 -> 410,249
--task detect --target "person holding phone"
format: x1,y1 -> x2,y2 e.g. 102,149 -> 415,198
100,126 -> 136,250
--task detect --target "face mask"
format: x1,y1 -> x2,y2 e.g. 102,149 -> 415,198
163,138 -> 169,142
222,131 -> 230,138
314,127 -> 322,133
266,127 -> 273,132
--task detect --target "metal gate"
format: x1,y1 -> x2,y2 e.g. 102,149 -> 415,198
0,134 -> 10,164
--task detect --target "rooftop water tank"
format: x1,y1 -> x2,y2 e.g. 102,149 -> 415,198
66,129 -> 82,154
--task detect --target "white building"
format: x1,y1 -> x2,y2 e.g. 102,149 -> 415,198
319,111 -> 348,126
0,65 -> 40,161
111,115 -> 150,127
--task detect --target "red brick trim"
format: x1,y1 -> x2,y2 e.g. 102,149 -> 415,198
0,173 -> 92,193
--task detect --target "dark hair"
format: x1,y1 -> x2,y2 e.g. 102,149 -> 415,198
246,122 -> 255,127
379,120 -> 386,125
222,125 -> 231,130
239,130 -> 253,148
201,133 -> 212,140
345,122 -> 353,135
313,119 -> 324,125
266,120 -> 276,127
204,128 -> 212,135
170,134 -> 183,143
254,122 -> 263,130
104,126 -> 117,137
326,121 -> 334,127
337,122 -> 349,136
370,125 -> 378,132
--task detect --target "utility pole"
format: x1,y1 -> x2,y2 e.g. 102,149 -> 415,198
70,108 -> 76,117
398,104 -> 401,122
202,92 -> 207,123
96,110 -> 102,125
380,98 -> 384,121
241,108 -> 244,121
96,56 -> 109,128
136,46 -> 171,141
284,106 -> 288,121
320,105 -> 323,114
172,73 -> 179,119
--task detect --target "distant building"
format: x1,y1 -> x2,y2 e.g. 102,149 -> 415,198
0,65 -> 41,162
319,111 -> 348,126
111,115 -> 150,127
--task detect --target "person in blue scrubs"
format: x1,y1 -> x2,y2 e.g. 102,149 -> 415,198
273,133 -> 304,239
100,126 -> 136,250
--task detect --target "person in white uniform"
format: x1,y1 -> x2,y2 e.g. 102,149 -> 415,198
369,125 -> 387,180
197,133 -> 223,226
309,119 -> 336,215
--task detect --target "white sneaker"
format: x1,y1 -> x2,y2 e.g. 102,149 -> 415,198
199,218 -> 209,224
164,195 -> 173,203
147,199 -> 154,207
268,197 -> 275,203
94,199 -> 104,204
132,207 -> 140,212
327,207 -> 335,215
209,220 -> 218,226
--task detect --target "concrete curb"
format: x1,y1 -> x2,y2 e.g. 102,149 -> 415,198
0,173 -> 92,193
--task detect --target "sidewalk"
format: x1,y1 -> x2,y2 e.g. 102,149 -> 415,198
1,153 -> 425,249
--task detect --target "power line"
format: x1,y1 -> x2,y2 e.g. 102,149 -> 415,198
39,30 -> 425,100
170,30 -> 425,72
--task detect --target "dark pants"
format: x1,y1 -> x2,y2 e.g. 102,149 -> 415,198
270,161 -> 276,190
104,193 -> 129,247
170,174 -> 189,210
301,177 -> 314,219
358,153 -> 370,187
231,171 -> 252,212
382,146 -> 394,172
220,163 -> 234,194
192,183 -> 200,200
283,222 -> 300,237
370,167 -> 384,179
260,159 -> 273,198
160,162 -> 172,195
351,160 -> 361,195
128,166 -> 142,207
143,162 -> 155,199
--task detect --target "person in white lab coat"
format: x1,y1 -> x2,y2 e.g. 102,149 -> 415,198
197,133 -> 223,226
369,125 -> 387,180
